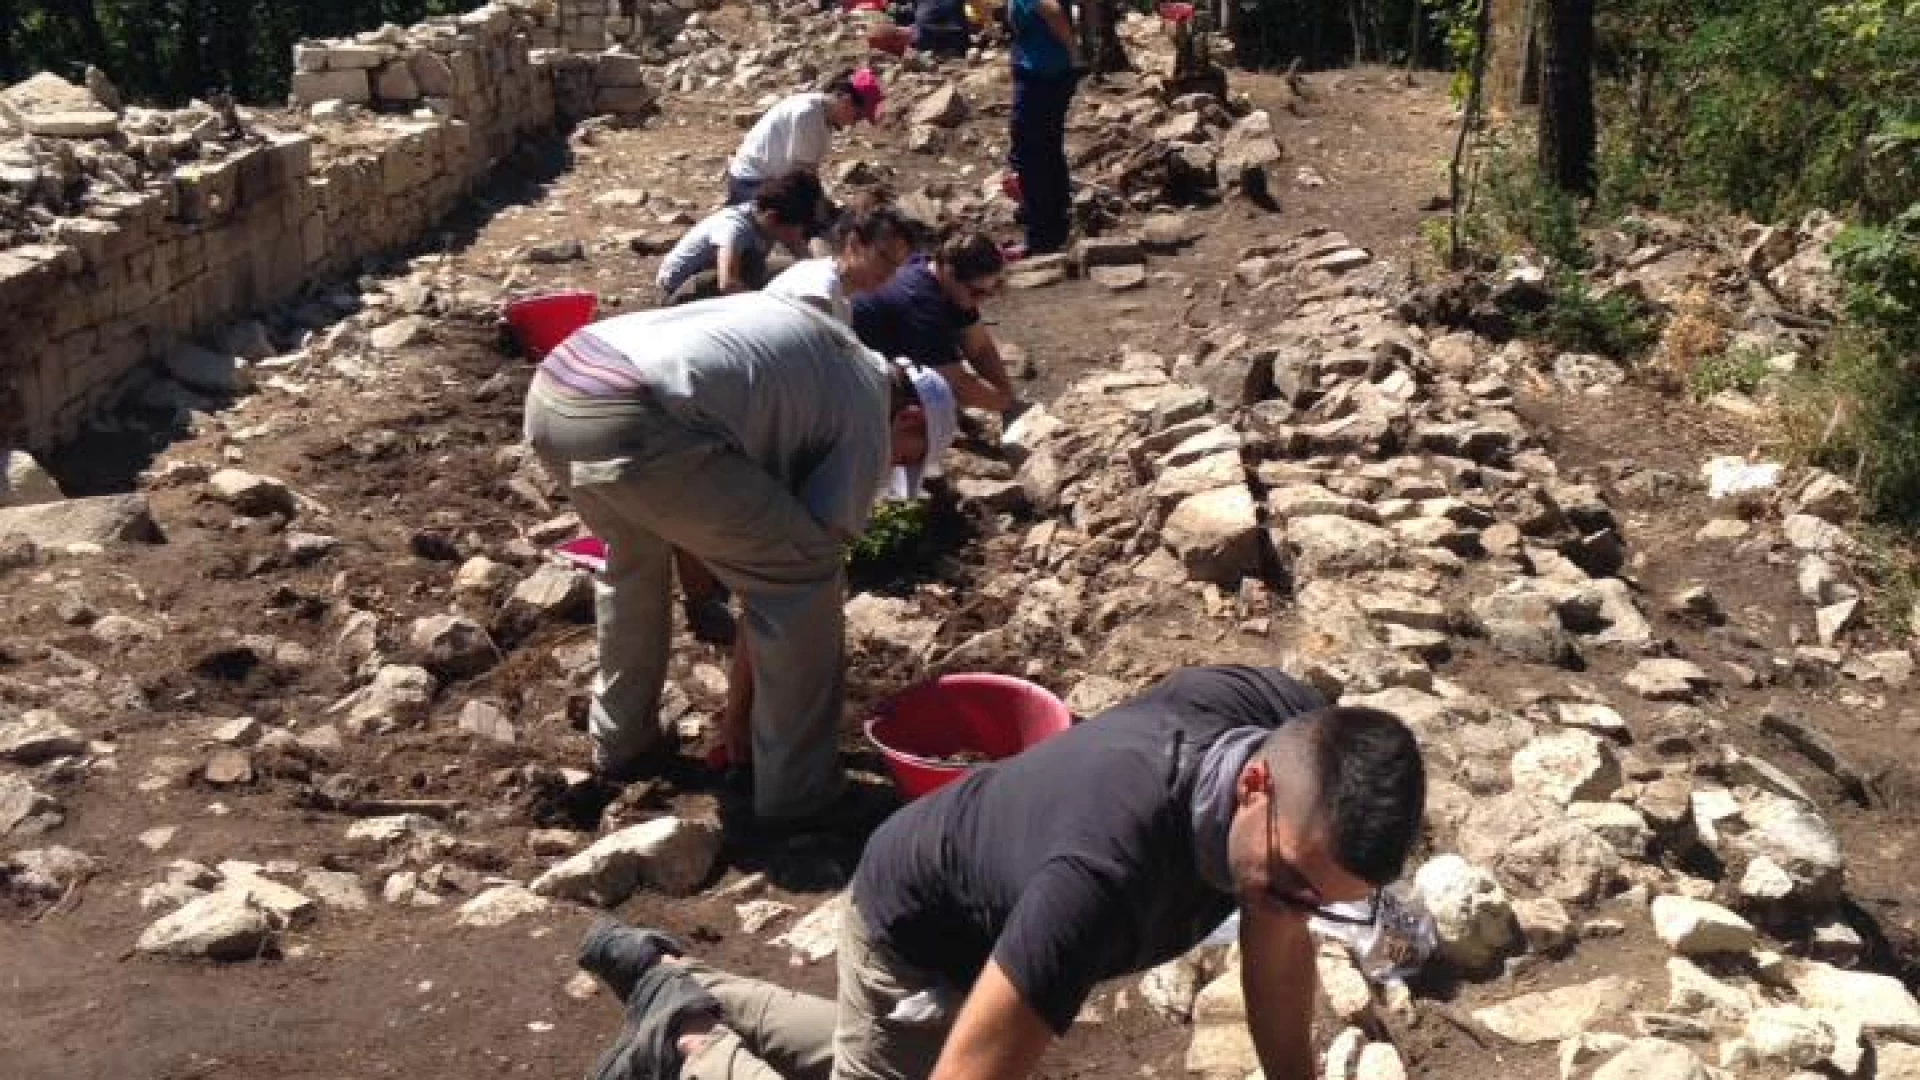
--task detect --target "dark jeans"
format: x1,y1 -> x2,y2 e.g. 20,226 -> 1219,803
1010,69 -> 1076,253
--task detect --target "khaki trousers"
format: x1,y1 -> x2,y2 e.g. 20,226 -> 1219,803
680,900 -> 953,1080
525,375 -> 848,820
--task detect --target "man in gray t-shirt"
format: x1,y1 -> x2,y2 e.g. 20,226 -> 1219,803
525,293 -> 958,826
655,172 -> 825,304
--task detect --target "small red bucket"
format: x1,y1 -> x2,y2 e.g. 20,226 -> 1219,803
505,291 -> 598,361
866,674 -> 1071,800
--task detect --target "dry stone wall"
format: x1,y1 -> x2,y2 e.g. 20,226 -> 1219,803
1,0 -> 686,454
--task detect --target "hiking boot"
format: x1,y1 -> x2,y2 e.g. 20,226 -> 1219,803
682,591 -> 737,647
583,964 -> 722,1080
754,780 -> 899,840
579,919 -> 688,1002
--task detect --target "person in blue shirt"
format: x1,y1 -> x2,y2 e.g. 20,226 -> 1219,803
851,229 -> 1015,411
1007,0 -> 1082,256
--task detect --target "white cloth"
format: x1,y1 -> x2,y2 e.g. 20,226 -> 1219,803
887,363 -> 958,500
581,293 -> 892,540
765,257 -> 852,324
728,92 -> 834,183
655,205 -> 768,295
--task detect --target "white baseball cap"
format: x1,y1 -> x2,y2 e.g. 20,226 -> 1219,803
887,362 -> 958,500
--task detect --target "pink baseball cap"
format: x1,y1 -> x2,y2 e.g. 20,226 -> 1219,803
850,68 -> 885,123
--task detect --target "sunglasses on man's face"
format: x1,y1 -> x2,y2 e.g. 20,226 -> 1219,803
1264,781 -> 1380,926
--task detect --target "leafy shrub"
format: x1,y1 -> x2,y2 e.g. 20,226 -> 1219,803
1520,273 -> 1662,358
848,500 -> 929,570
1831,203 -> 1920,354
1687,346 -> 1774,400
1785,330 -> 1920,525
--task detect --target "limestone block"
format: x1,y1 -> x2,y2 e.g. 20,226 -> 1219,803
595,85 -> 657,114
375,62 -> 421,103
325,44 -> 389,69
293,69 -> 372,106
411,52 -> 457,96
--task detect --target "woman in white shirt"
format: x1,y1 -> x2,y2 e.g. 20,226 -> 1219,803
763,196 -> 919,323
725,68 -> 885,206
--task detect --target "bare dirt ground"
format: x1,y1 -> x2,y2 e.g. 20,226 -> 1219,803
4,15 -> 1918,1080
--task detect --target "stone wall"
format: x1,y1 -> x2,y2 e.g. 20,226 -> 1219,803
1,1 -> 675,455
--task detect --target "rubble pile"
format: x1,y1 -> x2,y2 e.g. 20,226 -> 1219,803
3,4 -> 1915,1079
0,1 -> 693,454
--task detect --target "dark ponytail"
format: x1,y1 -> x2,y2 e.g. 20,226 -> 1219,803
933,228 -> 1005,282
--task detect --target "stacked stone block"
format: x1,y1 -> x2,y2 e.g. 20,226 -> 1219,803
3,1 -> 662,452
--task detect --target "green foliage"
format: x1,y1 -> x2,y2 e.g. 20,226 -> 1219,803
848,500 -> 929,570
1224,0 -> 1448,69
5,1 -> 469,106
1448,143 -> 1589,269
1831,204 -> 1920,354
1596,0 -> 1920,224
1519,272 -> 1661,359
1785,330 -> 1920,525
1423,0 -> 1480,98
1686,345 -> 1774,401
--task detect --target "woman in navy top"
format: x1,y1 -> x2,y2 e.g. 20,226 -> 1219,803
852,229 -> 1015,411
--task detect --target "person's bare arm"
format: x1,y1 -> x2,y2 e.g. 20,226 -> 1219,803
722,635 -> 752,765
938,362 -> 1014,413
928,960 -> 1054,1080
1240,905 -> 1318,1080
958,324 -> 1016,405
1036,0 -> 1078,55
715,244 -> 750,292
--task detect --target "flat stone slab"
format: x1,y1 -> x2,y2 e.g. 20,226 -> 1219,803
0,494 -> 161,546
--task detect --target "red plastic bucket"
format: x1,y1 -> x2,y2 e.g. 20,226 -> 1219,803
866,673 -> 1071,800
505,291 -> 598,361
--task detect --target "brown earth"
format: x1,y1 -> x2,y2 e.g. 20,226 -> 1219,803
4,15 -> 1917,1080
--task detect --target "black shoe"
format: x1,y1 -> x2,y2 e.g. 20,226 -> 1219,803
579,919 -> 688,1002
754,781 -> 899,840
682,592 -> 737,647
584,965 -> 722,1080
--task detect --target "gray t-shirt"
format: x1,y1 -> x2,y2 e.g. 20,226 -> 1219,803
581,293 -> 892,540
656,205 -> 770,295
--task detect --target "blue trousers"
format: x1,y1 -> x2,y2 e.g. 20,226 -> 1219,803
1010,69 -> 1076,253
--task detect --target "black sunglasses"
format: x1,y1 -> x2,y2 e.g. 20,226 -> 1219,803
1265,780 -> 1380,926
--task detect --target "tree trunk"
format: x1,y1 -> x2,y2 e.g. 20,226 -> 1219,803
1536,0 -> 1595,196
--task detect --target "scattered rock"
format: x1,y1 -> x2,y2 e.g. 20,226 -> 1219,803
334,665 -> 438,732
1787,962 -> 1920,1040
1623,659 -> 1713,702
3,845 -> 97,898
1511,730 -> 1623,806
408,614 -> 497,678
136,889 -> 275,961
1473,976 -> 1641,1045
0,710 -> 86,764
1650,895 -> 1755,956
0,494 -> 161,546
455,884 -> 552,928
507,564 -> 594,622
0,775 -> 62,836
1591,1038 -> 1711,1080
772,892 -> 846,965
530,816 -> 722,904
909,83 -> 968,128
370,316 -> 430,351
1412,854 -> 1519,973
201,748 -> 255,787
1161,485 -> 1261,583
300,869 -> 370,912
208,469 -> 297,518
457,700 -> 517,744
